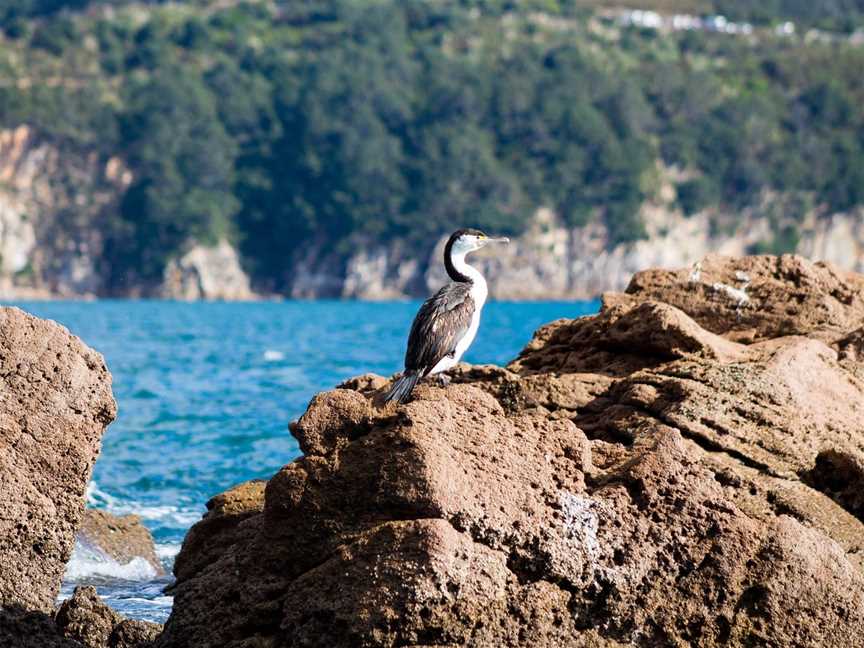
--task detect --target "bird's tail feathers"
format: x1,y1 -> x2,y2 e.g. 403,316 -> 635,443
384,371 -> 421,404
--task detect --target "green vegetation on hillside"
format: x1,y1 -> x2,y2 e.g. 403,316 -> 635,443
1,0 -> 863,292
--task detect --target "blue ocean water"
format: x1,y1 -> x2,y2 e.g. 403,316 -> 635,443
11,299 -> 598,622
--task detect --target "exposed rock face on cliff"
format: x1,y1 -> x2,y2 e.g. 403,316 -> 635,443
160,239 -> 257,301
0,307 -> 117,613
0,126 -> 131,299
159,254 -> 864,647
0,126 -> 255,301
289,201 -> 864,301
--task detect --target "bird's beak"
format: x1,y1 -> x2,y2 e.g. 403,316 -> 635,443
487,237 -> 510,244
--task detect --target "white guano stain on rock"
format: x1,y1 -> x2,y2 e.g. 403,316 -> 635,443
559,491 -> 600,566
711,281 -> 750,310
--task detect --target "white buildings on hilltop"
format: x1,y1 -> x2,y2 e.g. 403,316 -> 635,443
617,10 -> 758,37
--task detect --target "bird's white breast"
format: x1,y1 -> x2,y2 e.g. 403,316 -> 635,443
429,276 -> 486,375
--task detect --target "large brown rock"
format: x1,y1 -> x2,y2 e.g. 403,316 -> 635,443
77,510 -> 164,576
160,255 -> 864,647
0,307 -> 116,613
615,253 -> 864,343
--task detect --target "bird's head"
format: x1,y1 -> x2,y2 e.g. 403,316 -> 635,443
447,228 -> 510,256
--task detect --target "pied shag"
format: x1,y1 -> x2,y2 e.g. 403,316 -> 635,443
385,228 -> 509,404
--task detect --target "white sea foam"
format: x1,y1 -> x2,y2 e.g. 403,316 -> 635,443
155,543 -> 181,560
114,505 -> 202,527
65,540 -> 158,582
263,349 -> 285,361
86,481 -> 202,526
121,596 -> 174,607
150,595 -> 174,606
85,481 -> 108,507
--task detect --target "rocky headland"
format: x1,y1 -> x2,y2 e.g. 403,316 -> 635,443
3,254 -> 864,647
2,124 -> 864,302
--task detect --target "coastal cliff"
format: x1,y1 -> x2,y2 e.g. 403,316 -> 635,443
325,202 -> 864,301
0,126 -> 253,302
156,254 -> 864,647
3,125 -> 864,301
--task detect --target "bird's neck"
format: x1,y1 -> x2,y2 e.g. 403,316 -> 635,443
446,250 -> 487,302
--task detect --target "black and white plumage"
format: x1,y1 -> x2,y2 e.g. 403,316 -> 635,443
385,228 -> 509,404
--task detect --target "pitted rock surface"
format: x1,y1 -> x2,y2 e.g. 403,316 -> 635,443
0,307 -> 116,613
159,255 -> 864,647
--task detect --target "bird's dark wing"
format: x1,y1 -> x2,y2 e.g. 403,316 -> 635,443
404,282 -> 475,374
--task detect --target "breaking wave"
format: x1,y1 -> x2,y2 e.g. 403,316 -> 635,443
65,539 -> 158,582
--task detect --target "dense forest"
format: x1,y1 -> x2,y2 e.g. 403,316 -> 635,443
1,0 -> 863,292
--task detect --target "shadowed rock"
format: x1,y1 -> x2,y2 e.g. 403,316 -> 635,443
0,606 -> 83,648
55,586 -> 160,648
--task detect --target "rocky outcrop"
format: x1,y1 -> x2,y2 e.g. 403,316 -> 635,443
76,510 -> 164,577
159,254 -> 864,647
159,239 -> 257,301
617,253 -> 864,343
0,307 -> 165,647
55,586 -> 161,648
0,307 -> 117,613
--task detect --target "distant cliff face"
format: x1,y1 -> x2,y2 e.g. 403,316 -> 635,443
305,201 -> 864,301
160,240 -> 256,301
0,127 -> 254,301
0,126 -> 131,299
3,127 -> 864,301
0,126 -> 131,298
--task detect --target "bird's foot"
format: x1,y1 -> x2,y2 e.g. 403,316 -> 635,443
435,373 -> 452,387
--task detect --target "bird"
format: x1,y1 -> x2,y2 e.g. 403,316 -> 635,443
385,228 -> 509,404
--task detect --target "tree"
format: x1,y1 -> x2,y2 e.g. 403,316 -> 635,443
105,67 -> 238,289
